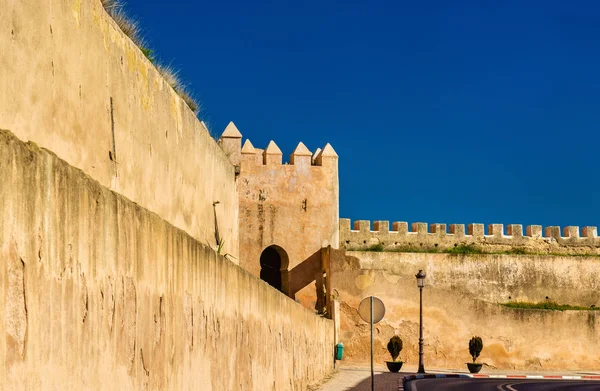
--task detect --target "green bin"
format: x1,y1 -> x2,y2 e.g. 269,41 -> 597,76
335,343 -> 344,360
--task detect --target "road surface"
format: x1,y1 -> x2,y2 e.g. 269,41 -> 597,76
405,378 -> 600,390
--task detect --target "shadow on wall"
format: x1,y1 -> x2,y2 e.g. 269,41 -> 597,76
289,250 -> 322,297
258,246 -> 332,316
260,245 -> 331,315
289,250 -> 327,312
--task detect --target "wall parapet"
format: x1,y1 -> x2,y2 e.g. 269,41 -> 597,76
220,123 -> 338,170
340,219 -> 600,255
242,139 -> 337,168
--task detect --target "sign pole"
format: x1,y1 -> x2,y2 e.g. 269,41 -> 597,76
358,295 -> 385,391
371,296 -> 374,391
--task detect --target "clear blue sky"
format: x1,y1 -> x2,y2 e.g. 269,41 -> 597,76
127,0 -> 600,230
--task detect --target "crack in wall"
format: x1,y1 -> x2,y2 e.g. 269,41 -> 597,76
125,277 -> 137,373
140,348 -> 149,377
184,293 -> 194,350
80,272 -> 88,323
107,276 -> 115,331
7,242 -> 28,360
153,296 -> 164,345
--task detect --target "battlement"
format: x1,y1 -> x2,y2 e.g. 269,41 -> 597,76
234,122 -> 340,278
340,218 -> 600,255
219,122 -> 337,169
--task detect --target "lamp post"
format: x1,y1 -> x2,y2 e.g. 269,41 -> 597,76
416,269 -> 426,374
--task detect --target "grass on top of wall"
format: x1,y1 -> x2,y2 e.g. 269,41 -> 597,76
155,64 -> 200,113
444,244 -> 483,254
502,301 -> 600,311
100,0 -> 201,115
362,243 -> 434,253
352,244 -> 597,257
360,243 -> 509,255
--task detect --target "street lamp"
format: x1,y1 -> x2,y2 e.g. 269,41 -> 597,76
416,269 -> 426,373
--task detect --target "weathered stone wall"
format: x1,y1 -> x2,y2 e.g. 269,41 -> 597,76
0,129 -> 334,390
0,0 -> 239,259
342,219 -> 600,256
331,249 -> 600,370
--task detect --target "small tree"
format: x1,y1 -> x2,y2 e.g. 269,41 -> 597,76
387,336 -> 403,362
469,336 -> 483,363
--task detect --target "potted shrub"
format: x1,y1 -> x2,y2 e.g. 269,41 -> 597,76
385,336 -> 403,372
467,336 -> 483,373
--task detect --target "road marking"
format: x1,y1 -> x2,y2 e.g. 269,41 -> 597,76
496,381 -> 527,391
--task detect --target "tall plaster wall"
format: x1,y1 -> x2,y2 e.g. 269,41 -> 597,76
0,0 -> 239,258
0,129 -> 334,390
331,249 -> 600,371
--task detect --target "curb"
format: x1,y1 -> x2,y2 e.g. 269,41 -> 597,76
403,373 -> 600,385
403,374 -> 471,382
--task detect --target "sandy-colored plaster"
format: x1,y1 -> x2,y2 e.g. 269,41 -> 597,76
331,249 -> 600,370
0,129 -> 334,390
0,0 -> 239,259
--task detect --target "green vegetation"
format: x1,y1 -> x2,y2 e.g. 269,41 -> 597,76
387,336 -> 403,362
397,246 -> 439,253
354,243 -> 486,255
216,239 -> 225,255
365,243 -> 384,252
469,336 -> 483,363
502,301 -> 600,311
100,0 -> 201,115
349,243 -> 599,258
363,243 -> 439,253
140,47 -> 155,63
504,247 -> 527,255
444,244 -> 483,255
547,252 -> 595,258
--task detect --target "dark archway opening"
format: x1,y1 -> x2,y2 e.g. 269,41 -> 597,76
260,245 -> 289,294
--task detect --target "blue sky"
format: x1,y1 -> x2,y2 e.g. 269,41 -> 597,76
127,0 -> 600,230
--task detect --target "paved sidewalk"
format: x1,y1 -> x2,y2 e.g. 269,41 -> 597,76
311,365 -> 410,391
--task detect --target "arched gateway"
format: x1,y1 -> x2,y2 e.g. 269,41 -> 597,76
259,245 -> 289,294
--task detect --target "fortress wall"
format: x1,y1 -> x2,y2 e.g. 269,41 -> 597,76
0,0 -> 239,259
0,129 -> 334,390
341,218 -> 600,255
237,140 -> 339,307
331,249 -> 600,370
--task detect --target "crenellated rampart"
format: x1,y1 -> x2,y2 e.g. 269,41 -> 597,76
225,122 -> 340,290
340,218 -> 600,255
240,139 -> 337,170
218,121 -> 338,177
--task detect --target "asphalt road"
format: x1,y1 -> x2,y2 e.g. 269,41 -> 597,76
405,378 -> 600,390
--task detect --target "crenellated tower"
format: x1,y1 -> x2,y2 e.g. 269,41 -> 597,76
219,122 -> 339,306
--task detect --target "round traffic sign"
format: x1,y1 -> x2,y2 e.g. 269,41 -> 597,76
358,296 -> 385,324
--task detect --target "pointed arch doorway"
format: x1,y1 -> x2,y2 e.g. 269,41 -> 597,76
259,245 -> 290,295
